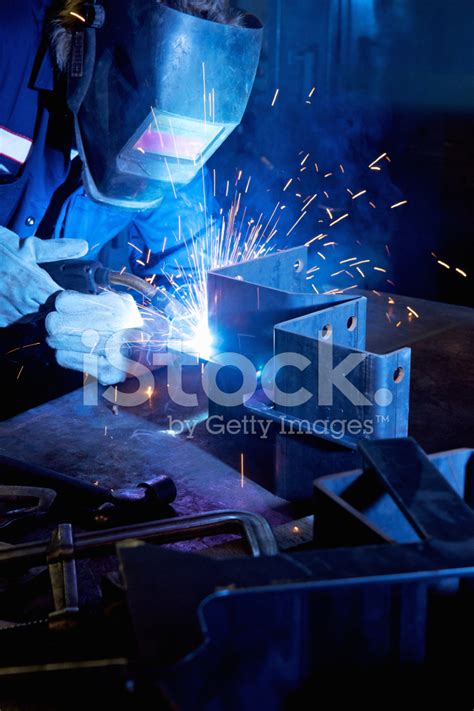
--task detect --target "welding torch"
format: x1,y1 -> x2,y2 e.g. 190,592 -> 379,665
39,259 -> 160,301
31,258 -> 172,367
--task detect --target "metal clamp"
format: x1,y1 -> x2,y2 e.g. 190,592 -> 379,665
47,524 -> 79,632
0,510 -> 278,573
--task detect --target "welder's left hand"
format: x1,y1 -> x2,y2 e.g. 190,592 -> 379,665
45,290 -> 147,385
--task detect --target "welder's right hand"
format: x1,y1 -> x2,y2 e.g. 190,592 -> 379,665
0,226 -> 89,327
45,290 -> 147,386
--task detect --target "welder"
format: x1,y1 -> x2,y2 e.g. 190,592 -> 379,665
0,0 -> 262,395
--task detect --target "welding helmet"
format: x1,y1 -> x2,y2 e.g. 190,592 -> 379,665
66,1 -> 263,209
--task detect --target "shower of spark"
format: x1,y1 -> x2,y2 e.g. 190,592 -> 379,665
132,144 -> 413,361
142,191 -> 281,360
127,81 -> 425,363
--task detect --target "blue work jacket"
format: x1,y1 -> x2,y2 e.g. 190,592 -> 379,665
0,0 -> 216,278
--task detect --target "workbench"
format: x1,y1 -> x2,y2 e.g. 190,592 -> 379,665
0,290 -> 472,546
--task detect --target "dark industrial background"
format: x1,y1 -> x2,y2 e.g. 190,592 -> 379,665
211,0 -> 474,307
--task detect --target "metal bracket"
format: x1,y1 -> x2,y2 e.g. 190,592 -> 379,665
208,246 -> 411,448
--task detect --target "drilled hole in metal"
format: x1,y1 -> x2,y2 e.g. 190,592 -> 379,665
347,316 -> 357,331
394,367 -> 405,383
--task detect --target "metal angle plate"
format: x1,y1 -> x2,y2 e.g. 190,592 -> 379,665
248,301 -> 411,448
208,245 -> 362,367
208,246 -> 411,448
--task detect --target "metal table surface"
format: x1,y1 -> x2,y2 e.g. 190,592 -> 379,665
0,290 -> 472,533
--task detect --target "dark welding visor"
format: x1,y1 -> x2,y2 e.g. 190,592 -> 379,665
67,1 -> 263,209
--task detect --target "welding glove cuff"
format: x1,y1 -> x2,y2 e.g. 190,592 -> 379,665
0,227 -> 89,327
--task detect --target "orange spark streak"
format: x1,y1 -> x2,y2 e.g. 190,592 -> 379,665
302,193 -> 317,211
287,211 -> 307,236
22,342 -> 41,350
390,200 -> 408,209
329,213 -> 349,227
369,152 -> 387,168
70,11 -> 86,21
202,63 -> 207,125
305,233 -> 327,247
164,158 -> 178,199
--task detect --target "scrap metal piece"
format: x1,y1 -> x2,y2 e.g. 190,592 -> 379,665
47,524 -> 79,632
207,246 -> 411,449
359,439 -> 474,541
117,442 -> 474,708
208,245 -> 361,367
314,447 -> 474,548
314,441 -> 474,548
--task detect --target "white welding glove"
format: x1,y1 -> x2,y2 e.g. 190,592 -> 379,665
45,291 -> 148,386
0,226 -> 89,327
